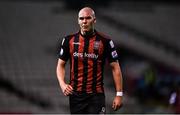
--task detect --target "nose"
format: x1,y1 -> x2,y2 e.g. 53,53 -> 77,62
82,19 -> 87,23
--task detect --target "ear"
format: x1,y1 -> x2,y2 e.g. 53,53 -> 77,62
78,18 -> 80,24
94,18 -> 96,23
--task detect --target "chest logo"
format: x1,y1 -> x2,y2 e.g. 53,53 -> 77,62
94,41 -> 100,50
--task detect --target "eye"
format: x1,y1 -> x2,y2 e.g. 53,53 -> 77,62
85,16 -> 91,20
79,17 -> 84,20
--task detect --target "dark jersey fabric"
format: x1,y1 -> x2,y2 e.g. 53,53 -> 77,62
58,30 -> 119,93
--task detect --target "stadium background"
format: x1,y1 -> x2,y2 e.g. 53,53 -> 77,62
0,0 -> 179,113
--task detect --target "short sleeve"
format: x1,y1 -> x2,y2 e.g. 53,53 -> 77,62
106,39 -> 119,63
58,37 -> 70,62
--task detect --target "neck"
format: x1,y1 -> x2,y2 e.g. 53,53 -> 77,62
81,29 -> 95,37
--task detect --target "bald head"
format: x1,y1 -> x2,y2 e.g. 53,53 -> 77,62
78,7 -> 95,18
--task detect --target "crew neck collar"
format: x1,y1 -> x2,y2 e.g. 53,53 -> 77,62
79,30 -> 96,38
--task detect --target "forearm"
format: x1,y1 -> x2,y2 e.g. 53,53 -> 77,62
57,67 -> 65,86
111,61 -> 123,110
113,69 -> 123,92
111,62 -> 123,92
56,59 -> 66,86
56,59 -> 73,96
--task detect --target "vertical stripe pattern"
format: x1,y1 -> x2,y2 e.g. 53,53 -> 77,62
66,31 -> 114,93
82,37 -> 90,92
92,36 -> 100,93
73,34 -> 79,91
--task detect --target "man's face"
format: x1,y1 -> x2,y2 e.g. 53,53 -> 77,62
78,9 -> 96,34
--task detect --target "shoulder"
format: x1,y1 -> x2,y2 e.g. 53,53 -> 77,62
64,32 -> 78,39
96,31 -> 112,43
96,31 -> 110,39
61,32 -> 79,42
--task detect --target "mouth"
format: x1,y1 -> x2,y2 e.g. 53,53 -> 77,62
82,23 -> 88,27
82,25 -> 88,28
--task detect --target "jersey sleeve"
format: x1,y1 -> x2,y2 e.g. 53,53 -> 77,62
106,39 -> 119,63
58,37 -> 70,62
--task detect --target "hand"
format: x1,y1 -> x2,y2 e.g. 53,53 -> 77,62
112,96 -> 123,111
60,83 -> 73,96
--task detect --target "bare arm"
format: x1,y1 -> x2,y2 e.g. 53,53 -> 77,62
110,61 -> 123,92
56,59 -> 73,96
110,61 -> 123,111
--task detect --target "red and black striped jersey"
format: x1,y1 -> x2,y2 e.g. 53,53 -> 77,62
58,30 -> 119,93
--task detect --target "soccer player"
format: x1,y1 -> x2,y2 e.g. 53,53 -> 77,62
56,7 -> 123,114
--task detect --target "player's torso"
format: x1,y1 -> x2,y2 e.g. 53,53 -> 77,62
68,33 -> 106,93
69,34 -> 105,64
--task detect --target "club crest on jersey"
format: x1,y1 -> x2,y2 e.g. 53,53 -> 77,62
94,41 -> 100,50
